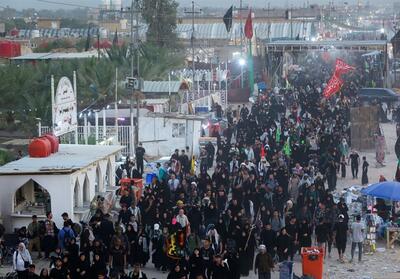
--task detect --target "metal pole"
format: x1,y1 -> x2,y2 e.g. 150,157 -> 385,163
84,113 -> 88,145
130,111 -> 134,156
95,111 -> 99,144
73,71 -> 79,144
134,0 -> 140,150
191,0 -> 195,91
225,60 -> 228,110
115,67 -> 118,133
38,119 -> 42,137
168,72 -> 171,112
102,108 -> 106,140
51,75 -> 55,132
240,0 -> 243,53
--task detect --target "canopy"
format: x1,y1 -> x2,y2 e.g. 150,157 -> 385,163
358,88 -> 399,102
361,181 -> 400,201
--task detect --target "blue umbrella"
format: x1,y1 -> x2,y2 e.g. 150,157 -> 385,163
361,181 -> 400,201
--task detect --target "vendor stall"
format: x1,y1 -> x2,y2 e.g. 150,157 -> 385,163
0,144 -> 123,231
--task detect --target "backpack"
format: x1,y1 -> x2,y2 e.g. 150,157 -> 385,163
62,228 -> 72,246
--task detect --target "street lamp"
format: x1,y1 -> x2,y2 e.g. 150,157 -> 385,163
239,58 -> 246,66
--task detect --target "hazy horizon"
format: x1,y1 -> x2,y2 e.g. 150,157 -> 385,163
1,0 -> 393,10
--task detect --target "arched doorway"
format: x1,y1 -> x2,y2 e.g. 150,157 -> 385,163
83,175 -> 90,205
74,180 -> 82,208
14,179 -> 51,215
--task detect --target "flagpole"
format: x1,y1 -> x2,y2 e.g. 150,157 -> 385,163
248,39 -> 254,96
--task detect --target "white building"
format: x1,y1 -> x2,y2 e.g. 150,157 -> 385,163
0,144 -> 123,231
139,113 -> 206,157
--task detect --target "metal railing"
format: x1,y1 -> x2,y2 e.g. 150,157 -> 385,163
41,125 -> 132,157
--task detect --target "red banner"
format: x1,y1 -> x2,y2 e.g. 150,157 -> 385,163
244,10 -> 253,39
335,58 -> 355,75
323,74 -> 344,98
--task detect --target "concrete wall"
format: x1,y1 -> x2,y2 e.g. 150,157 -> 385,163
139,116 -> 203,157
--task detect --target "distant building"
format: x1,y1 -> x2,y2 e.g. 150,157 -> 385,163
37,18 -> 61,29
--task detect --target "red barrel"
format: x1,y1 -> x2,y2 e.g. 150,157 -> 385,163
43,134 -> 59,153
28,138 -> 52,158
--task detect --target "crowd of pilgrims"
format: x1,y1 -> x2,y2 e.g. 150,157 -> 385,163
13,56 -> 372,279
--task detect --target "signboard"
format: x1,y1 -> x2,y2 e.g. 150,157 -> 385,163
52,77 -> 77,137
0,23 -> 5,34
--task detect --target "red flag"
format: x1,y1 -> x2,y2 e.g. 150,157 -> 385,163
335,58 -> 355,75
244,10 -> 253,39
323,74 -> 344,98
260,145 -> 265,158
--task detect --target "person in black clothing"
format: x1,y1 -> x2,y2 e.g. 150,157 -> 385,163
167,264 -> 186,279
315,218 -> 328,253
129,263 -> 148,279
179,150 -> 190,174
200,239 -> 214,279
135,142 -> 146,175
333,214 -> 348,263
27,264 -> 40,279
285,216 -> 298,261
74,253 -> 90,279
276,228 -> 291,262
90,253 -> 107,279
49,257 -> 68,279
260,223 -> 276,258
297,219 -> 312,251
211,255 -> 229,279
361,156 -> 369,185
348,150 -> 360,179
189,248 -> 206,279
205,142 -> 215,169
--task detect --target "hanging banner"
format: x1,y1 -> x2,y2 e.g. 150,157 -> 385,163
52,77 -> 78,137
335,58 -> 356,75
323,74 -> 344,99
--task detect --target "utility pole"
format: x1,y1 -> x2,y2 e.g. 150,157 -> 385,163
134,0 -> 140,150
185,1 -> 201,93
235,1 -> 248,88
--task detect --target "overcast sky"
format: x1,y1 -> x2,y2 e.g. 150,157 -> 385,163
1,0 -> 385,10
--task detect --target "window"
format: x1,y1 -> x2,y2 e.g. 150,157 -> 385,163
172,123 -> 186,138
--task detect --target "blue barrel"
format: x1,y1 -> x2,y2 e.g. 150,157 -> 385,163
279,261 -> 294,279
146,173 -> 157,185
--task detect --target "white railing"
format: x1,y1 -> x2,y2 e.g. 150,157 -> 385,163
40,125 -> 132,157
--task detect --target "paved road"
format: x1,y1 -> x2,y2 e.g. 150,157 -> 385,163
1,123 -> 399,279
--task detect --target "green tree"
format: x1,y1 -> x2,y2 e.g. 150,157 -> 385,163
141,0 -> 179,48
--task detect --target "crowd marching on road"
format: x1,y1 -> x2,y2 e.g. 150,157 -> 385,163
3,55 -> 392,279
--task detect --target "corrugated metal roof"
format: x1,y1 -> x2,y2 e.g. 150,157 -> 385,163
266,40 -> 387,46
11,50 -> 98,60
143,81 -> 183,93
0,144 -> 123,175
176,22 -> 316,40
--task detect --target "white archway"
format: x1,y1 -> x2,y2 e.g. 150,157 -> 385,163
83,175 -> 90,205
74,179 -> 82,208
14,179 -> 51,215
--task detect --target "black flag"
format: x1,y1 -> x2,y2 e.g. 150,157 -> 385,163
113,29 -> 118,46
223,6 -> 233,33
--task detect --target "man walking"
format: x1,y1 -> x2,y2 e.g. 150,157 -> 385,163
348,150 -> 360,179
254,245 -> 274,279
135,142 -> 146,175
27,215 -> 42,258
350,215 -> 365,263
